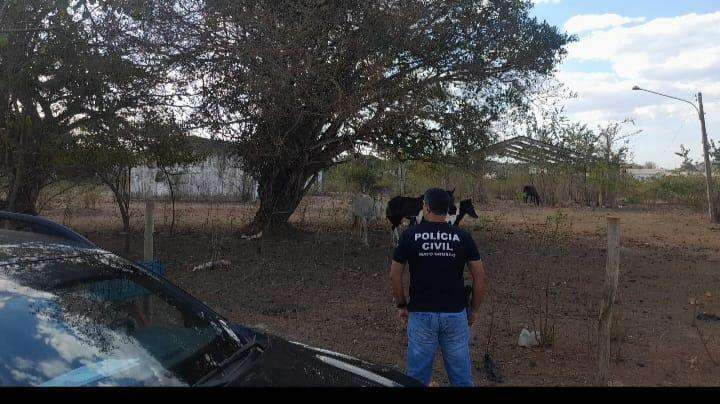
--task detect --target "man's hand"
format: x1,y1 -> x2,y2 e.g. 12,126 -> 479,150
467,310 -> 478,327
397,307 -> 408,327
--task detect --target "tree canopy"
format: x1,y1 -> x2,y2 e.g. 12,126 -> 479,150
0,0 -> 572,235
0,0 -> 192,214
140,0 -> 571,233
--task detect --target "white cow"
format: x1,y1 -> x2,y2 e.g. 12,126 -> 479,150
349,194 -> 384,245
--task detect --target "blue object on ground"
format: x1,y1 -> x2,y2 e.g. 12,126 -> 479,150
137,260 -> 165,276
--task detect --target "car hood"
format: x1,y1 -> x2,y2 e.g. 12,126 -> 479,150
229,335 -> 421,387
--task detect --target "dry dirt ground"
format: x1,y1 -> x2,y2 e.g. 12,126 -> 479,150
43,194 -> 720,386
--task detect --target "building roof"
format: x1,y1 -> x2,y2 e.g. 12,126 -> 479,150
472,136 -> 604,167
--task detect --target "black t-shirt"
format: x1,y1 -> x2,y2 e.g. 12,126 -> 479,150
392,221 -> 482,313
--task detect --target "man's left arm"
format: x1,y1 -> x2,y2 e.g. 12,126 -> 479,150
464,232 -> 486,326
467,259 -> 486,325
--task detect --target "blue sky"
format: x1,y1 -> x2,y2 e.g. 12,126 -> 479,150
533,0 -> 719,23
530,0 -> 720,168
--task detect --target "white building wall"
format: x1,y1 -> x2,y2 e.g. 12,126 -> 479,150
626,168 -> 669,181
130,155 -> 259,201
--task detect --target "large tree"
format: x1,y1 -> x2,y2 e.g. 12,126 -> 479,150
148,0 -> 571,234
0,0 -> 171,214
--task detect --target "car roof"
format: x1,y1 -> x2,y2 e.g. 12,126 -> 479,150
0,211 -> 95,247
0,229 -> 105,266
0,228 -> 81,245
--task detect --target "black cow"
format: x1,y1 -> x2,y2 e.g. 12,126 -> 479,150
450,199 -> 479,227
418,198 -> 479,227
386,189 -> 456,243
522,185 -> 541,206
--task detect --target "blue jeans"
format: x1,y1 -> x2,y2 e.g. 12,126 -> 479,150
406,311 -> 473,387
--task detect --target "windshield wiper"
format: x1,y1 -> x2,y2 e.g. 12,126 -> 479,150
194,336 -> 263,386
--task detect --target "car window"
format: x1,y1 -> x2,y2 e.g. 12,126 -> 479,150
0,254 -> 246,386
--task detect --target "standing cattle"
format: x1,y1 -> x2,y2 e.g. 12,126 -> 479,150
349,194 -> 384,245
386,195 -> 423,244
418,198 -> 479,227
386,189 -> 456,244
522,185 -> 541,206
448,199 -> 479,227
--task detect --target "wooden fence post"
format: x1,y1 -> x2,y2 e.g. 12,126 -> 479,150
598,216 -> 620,385
144,199 -> 155,261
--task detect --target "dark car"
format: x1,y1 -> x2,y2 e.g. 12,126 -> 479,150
0,212 -> 420,387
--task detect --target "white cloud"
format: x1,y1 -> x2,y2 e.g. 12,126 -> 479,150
564,14 -> 646,34
555,12 -> 720,168
566,12 -> 720,84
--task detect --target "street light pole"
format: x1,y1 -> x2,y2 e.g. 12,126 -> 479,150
697,92 -> 718,222
632,86 -> 718,223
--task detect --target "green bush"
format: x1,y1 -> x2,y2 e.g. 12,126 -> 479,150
622,173 -> 714,210
653,174 -> 708,210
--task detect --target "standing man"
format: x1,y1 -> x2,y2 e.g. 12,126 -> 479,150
389,188 -> 486,387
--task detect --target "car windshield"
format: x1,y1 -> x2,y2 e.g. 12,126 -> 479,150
0,250 -> 247,386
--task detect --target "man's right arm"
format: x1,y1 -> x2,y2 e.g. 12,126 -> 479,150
463,231 -> 486,320
390,230 -> 410,305
389,259 -> 407,307
390,232 -> 411,326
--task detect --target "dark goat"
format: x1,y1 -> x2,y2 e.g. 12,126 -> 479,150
522,185 -> 541,206
449,199 -> 479,226
386,189 -> 456,243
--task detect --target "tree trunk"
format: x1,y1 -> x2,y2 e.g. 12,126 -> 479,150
159,165 -> 176,234
116,190 -> 131,255
118,199 -> 131,234
6,172 -> 41,215
397,161 -> 407,195
101,170 -> 132,254
472,160 -> 488,204
250,167 -> 315,236
168,179 -> 176,234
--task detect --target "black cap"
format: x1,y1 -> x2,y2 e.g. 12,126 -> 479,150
423,188 -> 451,215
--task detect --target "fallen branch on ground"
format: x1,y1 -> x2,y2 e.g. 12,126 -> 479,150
192,260 -> 232,272
240,231 -> 263,240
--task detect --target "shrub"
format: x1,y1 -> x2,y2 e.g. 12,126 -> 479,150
654,174 -> 708,210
